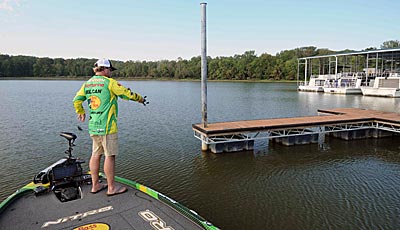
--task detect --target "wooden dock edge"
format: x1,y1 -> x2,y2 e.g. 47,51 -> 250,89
192,108 -> 400,153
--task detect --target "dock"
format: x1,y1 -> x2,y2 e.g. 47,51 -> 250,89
192,108 -> 400,153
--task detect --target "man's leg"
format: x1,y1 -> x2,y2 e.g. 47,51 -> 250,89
90,135 -> 105,193
90,153 -> 102,192
104,155 -> 127,195
103,134 -> 126,195
104,155 -> 116,192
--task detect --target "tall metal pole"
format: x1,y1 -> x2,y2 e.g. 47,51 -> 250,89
200,3 -> 208,151
201,3 -> 207,128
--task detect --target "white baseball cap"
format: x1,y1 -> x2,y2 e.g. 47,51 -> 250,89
94,58 -> 117,71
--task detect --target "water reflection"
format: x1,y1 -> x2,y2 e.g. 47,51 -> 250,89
195,136 -> 400,229
297,91 -> 400,114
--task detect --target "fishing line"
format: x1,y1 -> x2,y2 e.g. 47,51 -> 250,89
140,96 -> 185,156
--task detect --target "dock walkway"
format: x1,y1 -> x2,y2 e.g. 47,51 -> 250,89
192,108 -> 400,153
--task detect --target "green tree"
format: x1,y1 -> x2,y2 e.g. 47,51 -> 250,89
381,40 -> 400,49
1,41 -> 397,80
33,57 -> 54,77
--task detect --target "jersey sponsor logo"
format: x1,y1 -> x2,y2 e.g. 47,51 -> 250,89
85,83 -> 105,88
89,96 -> 101,110
88,78 -> 105,83
73,223 -> 110,230
85,89 -> 103,94
41,206 -> 113,228
138,210 -> 174,230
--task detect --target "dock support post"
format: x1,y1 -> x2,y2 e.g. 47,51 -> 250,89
202,142 -> 208,151
201,136 -> 208,151
318,126 -> 326,149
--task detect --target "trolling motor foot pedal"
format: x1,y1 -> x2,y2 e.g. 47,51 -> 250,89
34,186 -> 48,196
81,174 -> 92,184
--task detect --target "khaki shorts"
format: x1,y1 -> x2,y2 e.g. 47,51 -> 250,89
90,133 -> 118,157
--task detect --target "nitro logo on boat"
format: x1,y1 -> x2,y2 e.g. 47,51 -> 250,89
41,206 -> 113,228
139,210 -> 175,230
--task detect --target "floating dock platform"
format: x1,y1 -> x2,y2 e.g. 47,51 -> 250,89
192,108 -> 400,153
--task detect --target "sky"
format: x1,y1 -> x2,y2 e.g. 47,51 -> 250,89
0,0 -> 399,61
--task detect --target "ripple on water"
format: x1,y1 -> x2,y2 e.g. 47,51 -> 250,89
2,81 -> 400,230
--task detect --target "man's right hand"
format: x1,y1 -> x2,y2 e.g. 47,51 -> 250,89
77,114 -> 85,122
140,96 -> 149,106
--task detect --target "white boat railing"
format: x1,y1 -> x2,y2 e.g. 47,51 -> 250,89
301,72 -> 400,89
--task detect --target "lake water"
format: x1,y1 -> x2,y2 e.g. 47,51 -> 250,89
1,80 -> 400,229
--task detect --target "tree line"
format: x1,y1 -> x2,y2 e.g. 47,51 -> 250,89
1,40 -> 399,80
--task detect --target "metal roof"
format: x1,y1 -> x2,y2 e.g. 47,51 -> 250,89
298,48 -> 400,60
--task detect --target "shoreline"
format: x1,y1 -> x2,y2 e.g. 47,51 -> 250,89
0,77 -> 296,83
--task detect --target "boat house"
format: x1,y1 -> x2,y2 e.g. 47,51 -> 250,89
297,48 -> 400,97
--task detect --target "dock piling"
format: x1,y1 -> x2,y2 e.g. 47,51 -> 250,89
200,3 -> 208,151
200,2 -> 208,129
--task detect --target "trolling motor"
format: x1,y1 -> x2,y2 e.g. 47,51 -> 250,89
60,132 -> 77,159
33,132 -> 90,202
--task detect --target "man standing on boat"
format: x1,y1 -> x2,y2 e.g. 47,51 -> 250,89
73,58 -> 145,196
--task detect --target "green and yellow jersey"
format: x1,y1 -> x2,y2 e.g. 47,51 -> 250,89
73,76 -> 142,135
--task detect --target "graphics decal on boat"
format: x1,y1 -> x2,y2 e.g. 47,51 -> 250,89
41,206 -> 113,228
139,209 -> 174,230
73,223 -> 110,230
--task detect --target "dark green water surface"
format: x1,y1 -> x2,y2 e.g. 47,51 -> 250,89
1,80 -> 399,229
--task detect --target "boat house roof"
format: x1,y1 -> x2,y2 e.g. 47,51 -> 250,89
299,47 -> 400,60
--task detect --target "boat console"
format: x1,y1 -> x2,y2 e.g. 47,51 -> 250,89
33,132 -> 91,202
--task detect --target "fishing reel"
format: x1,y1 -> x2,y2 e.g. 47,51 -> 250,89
142,95 -> 149,106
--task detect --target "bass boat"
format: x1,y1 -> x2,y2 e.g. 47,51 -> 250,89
0,132 -> 219,230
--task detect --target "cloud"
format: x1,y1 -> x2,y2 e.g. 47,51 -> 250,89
0,0 -> 20,12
